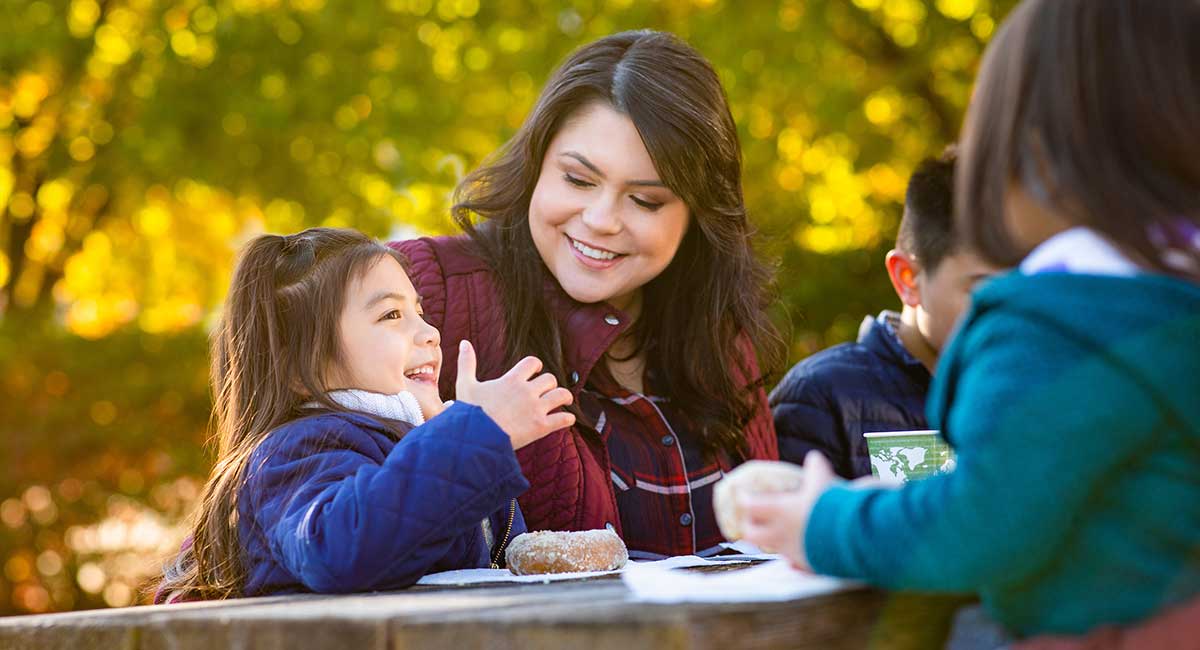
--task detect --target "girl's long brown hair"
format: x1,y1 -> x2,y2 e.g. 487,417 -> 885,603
453,30 -> 785,457
957,0 -> 1200,279
157,228 -> 407,600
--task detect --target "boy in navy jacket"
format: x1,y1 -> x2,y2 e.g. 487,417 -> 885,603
769,150 -> 997,477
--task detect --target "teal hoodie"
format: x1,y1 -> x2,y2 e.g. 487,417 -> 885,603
805,272 -> 1200,636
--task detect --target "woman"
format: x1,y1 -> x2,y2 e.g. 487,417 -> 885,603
392,30 -> 785,559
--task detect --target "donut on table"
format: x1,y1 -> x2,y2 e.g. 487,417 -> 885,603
505,529 -> 629,575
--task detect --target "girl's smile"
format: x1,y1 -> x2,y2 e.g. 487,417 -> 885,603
333,255 -> 444,419
403,362 -> 439,385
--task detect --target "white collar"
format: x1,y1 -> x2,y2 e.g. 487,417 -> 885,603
304,389 -> 426,426
1020,227 -> 1141,277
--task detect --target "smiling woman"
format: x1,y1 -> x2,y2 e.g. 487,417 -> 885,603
528,102 -> 691,317
393,30 -> 786,559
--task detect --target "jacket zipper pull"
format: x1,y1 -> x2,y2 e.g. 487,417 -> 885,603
490,499 -> 518,569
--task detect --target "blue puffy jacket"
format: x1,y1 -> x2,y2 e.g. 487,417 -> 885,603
238,401 -> 528,595
768,312 -> 930,478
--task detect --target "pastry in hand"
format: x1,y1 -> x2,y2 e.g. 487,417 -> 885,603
713,460 -> 806,541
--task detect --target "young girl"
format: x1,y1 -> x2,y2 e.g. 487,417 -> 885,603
158,227 -> 574,599
735,0 -> 1200,639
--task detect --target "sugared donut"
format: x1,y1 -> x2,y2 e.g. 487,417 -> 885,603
505,529 -> 629,575
713,460 -> 806,541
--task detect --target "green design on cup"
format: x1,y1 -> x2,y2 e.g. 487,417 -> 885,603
864,430 -> 956,482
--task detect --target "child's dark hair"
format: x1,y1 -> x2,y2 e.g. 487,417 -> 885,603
157,227 -> 407,600
898,147 -> 958,272
958,0 -> 1200,279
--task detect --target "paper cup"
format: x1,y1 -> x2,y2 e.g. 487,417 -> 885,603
864,430 -> 955,483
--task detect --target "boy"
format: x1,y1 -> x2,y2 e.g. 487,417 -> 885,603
770,149 -> 997,477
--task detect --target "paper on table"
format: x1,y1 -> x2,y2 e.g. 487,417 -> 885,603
416,554 -> 774,587
622,558 -> 858,603
417,566 -> 620,586
711,539 -> 778,561
719,539 -> 763,554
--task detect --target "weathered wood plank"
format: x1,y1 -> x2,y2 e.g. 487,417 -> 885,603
0,623 -> 138,650
139,616 -> 388,650
391,585 -> 890,650
0,572 -> 966,649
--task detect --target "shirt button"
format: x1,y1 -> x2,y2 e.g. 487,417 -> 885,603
679,513 -> 693,526
604,314 -> 620,326
569,371 -> 580,386
661,435 -> 675,446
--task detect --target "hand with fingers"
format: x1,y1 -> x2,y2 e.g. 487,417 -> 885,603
454,340 -> 576,450
737,450 -> 839,571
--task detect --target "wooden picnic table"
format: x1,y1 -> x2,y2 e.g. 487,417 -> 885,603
0,565 -> 971,649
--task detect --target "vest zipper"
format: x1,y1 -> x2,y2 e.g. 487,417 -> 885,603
490,499 -> 517,569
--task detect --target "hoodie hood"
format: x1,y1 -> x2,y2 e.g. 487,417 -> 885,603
943,271 -> 1200,435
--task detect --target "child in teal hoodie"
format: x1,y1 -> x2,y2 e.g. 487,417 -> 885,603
734,0 -> 1200,638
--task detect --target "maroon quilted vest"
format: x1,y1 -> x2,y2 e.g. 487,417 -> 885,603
391,235 -> 778,533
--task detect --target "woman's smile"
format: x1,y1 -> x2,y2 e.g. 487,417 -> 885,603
565,234 -> 627,270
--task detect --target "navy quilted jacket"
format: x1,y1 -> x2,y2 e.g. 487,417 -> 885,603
238,402 -> 528,595
768,312 -> 930,478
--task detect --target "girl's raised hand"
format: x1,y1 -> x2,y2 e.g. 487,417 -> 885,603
454,340 -> 576,449
737,450 -> 838,570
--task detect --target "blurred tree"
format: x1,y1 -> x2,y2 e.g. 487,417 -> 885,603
0,0 -> 1017,615
0,0 -> 1016,342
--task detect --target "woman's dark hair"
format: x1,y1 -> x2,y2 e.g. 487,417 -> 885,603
452,30 -> 784,456
957,0 -> 1200,279
157,227 -> 407,600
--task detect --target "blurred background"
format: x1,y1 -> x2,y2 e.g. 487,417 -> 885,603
1,0 -> 1016,615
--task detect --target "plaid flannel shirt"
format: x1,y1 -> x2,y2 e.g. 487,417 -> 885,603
581,367 -> 733,559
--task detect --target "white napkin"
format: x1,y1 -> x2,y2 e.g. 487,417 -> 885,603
621,558 -> 859,603
416,554 -> 768,587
